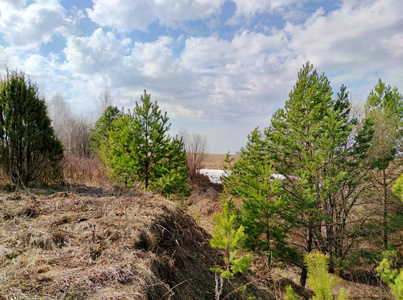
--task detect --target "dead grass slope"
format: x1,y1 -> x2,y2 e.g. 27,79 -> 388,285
0,188 -> 257,300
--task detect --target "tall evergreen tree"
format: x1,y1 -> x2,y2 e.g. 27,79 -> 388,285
266,63 -> 335,284
0,70 -> 63,187
317,85 -> 374,271
100,90 -> 189,196
265,63 -> 373,285
365,79 -> 403,249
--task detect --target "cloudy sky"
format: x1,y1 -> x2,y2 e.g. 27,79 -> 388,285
0,0 -> 402,153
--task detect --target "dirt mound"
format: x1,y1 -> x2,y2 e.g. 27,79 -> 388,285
0,188 -> 264,299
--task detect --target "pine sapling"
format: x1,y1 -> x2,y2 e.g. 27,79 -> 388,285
285,251 -> 347,300
210,198 -> 252,299
377,258 -> 403,299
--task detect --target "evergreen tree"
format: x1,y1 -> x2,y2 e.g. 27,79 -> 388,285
236,161 -> 291,265
0,70 -> 63,187
265,63 -> 373,285
90,105 -> 120,155
100,90 -> 189,196
210,198 -> 252,280
317,85 -> 374,272
224,131 -> 292,266
305,252 -> 347,300
285,252 -> 347,300
100,111 -> 135,187
365,79 -> 403,249
210,198 -> 252,299
266,63 -> 336,285
224,128 -> 267,193
392,174 -> 403,201
377,258 -> 403,299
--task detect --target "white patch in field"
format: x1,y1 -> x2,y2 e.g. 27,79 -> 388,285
200,169 -> 286,184
199,169 -> 226,184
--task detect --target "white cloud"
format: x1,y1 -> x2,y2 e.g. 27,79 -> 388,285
284,0 -> 403,90
130,36 -> 178,79
0,0 -> 76,48
63,28 -> 131,75
87,0 -> 226,32
286,0 -> 403,64
382,33 -> 403,59
0,46 -> 75,105
179,30 -> 294,119
61,25 -> 291,123
231,0 -> 286,17
159,102 -> 203,120
227,0 -> 303,25
0,0 -> 26,10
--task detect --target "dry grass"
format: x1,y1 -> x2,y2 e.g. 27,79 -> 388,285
0,189 -> 191,299
187,173 -> 223,234
202,154 -> 239,170
0,190 -> 166,299
0,187 -> 269,300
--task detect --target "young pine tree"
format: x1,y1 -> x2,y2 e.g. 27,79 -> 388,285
225,145 -> 291,267
100,90 -> 189,196
285,252 -> 347,300
224,128 -> 267,193
210,198 -> 252,300
377,258 -> 403,299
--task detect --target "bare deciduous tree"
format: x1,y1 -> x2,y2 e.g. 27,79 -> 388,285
179,129 -> 208,178
70,116 -> 92,157
49,92 -> 73,153
48,92 -> 93,157
95,87 -> 113,117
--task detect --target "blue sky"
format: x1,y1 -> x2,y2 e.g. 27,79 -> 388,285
0,0 -> 402,153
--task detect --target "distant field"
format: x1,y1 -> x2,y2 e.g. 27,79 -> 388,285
202,153 -> 239,170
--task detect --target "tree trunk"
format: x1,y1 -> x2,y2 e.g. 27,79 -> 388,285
300,227 -> 313,286
145,160 -> 149,189
382,169 -> 388,250
266,226 -> 272,268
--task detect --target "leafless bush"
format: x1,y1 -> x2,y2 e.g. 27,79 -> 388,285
179,129 -> 208,178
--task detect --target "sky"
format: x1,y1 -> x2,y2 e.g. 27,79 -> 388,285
0,0 -> 402,154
